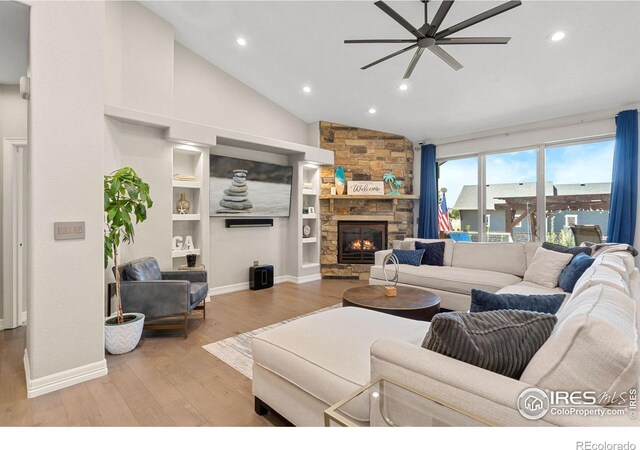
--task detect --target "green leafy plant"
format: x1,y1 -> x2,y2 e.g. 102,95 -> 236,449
104,167 -> 153,324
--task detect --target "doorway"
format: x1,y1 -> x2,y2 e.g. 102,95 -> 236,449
3,138 -> 28,329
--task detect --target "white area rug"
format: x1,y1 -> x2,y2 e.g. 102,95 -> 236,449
202,304 -> 340,379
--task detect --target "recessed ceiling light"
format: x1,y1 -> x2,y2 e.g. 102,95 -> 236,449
302,86 -> 311,94
549,31 -> 566,42
237,37 -> 247,46
399,84 -> 408,91
368,108 -> 377,114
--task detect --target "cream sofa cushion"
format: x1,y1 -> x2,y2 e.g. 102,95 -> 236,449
595,253 -> 631,284
524,242 -> 542,269
451,242 -> 527,277
252,307 -> 428,415
370,264 -> 522,296
570,263 -> 631,299
497,281 -> 567,297
520,285 -> 638,404
523,247 -> 572,288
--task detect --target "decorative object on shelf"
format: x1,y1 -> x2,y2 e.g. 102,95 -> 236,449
303,206 -> 309,214
303,224 -> 311,238
172,236 -> 184,251
184,235 -> 194,250
383,172 -> 404,196
347,181 -> 384,196
330,187 -> 337,196
382,252 -> 400,297
104,166 -> 153,354
173,174 -> 196,182
303,182 -> 313,189
307,206 -> 315,214
335,166 -> 346,195
176,193 -> 191,214
186,253 -> 197,267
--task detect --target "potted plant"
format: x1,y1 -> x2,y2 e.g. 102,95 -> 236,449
104,167 -> 153,354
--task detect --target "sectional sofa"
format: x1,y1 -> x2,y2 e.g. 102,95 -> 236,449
252,240 -> 639,426
370,239 -> 558,311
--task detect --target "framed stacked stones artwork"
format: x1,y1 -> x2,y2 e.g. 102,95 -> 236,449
210,155 -> 294,217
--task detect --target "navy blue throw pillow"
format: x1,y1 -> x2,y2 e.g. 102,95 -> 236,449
470,289 -> 566,315
558,253 -> 595,293
414,241 -> 445,266
392,249 -> 425,267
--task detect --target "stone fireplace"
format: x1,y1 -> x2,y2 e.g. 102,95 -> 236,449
319,121 -> 417,279
338,221 -> 387,265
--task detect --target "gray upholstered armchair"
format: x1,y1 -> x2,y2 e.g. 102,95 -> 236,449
110,257 -> 208,338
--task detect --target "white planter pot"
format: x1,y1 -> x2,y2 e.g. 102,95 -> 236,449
104,313 -> 145,355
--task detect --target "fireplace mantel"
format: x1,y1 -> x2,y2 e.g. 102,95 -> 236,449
321,194 -> 419,213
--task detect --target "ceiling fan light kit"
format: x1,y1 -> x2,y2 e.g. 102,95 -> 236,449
345,0 -> 522,79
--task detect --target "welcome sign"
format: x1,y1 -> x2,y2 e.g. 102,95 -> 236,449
347,181 -> 384,195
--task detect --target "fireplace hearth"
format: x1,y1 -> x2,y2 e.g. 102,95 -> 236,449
338,221 -> 387,265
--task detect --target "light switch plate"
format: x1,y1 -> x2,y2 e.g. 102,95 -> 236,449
54,222 -> 85,240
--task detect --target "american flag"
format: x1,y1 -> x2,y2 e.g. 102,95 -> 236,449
438,192 -> 452,232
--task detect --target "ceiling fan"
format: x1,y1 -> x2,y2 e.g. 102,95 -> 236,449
345,0 -> 522,79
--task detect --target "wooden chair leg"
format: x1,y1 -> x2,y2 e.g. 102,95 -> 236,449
202,300 -> 206,319
184,314 -> 189,339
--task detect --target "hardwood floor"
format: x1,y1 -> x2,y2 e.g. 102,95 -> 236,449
0,279 -> 365,427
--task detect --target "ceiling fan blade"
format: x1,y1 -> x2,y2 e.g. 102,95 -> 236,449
403,47 -> 426,79
436,37 -> 511,45
435,1 -> 522,39
428,45 -> 463,70
374,1 -> 424,39
426,1 -> 455,37
345,39 -> 417,44
361,44 -> 418,70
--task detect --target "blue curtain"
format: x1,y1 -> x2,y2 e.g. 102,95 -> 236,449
418,144 -> 438,239
607,109 -> 638,245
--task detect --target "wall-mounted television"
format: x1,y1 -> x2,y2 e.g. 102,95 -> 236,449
210,154 -> 293,217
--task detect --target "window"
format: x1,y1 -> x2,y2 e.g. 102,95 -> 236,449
437,157 -> 478,240
485,149 -> 537,242
436,137 -> 615,243
545,139 -> 614,245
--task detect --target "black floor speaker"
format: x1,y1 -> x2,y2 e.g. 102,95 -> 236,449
250,265 -> 274,290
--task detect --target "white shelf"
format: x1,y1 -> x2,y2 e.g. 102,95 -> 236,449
172,249 -> 201,258
302,237 -> 317,244
301,262 -> 320,269
302,189 -> 318,196
172,180 -> 201,188
173,214 -> 201,221
302,213 -> 317,219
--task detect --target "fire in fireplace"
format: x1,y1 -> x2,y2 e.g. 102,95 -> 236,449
338,221 -> 387,264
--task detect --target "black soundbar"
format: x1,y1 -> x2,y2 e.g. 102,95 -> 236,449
225,218 -> 274,228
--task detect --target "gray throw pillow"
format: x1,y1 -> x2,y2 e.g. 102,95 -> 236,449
422,310 -> 557,379
542,241 -> 592,256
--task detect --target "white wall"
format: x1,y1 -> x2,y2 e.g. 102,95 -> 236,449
0,84 -> 28,321
209,145 -> 291,289
104,1 -> 174,117
25,0 -> 106,383
173,43 -> 309,145
104,119 -> 173,269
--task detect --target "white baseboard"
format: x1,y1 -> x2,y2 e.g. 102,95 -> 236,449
0,311 -> 28,330
209,273 -> 322,297
23,349 -> 108,398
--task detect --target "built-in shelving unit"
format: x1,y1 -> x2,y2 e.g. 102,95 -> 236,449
172,146 -> 207,269
300,163 -> 321,271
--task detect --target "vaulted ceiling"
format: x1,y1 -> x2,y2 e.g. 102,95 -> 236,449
145,1 -> 640,142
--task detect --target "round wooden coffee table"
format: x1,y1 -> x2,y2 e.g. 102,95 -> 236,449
342,285 -> 440,322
